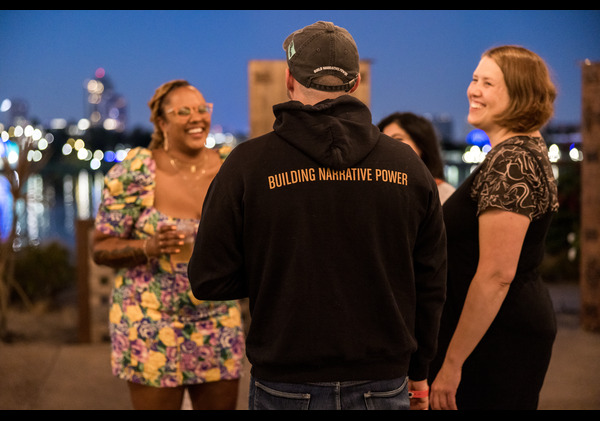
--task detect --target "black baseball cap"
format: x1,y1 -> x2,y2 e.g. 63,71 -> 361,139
283,21 -> 360,92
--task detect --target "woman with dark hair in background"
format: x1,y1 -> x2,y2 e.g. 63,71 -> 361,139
378,112 -> 455,203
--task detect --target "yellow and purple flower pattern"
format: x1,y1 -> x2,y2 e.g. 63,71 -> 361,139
96,147 -> 245,387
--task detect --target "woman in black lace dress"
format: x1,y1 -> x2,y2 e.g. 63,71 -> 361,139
429,46 -> 559,410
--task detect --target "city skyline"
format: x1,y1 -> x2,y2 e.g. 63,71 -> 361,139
1,10 -> 599,141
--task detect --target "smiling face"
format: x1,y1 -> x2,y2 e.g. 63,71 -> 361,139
467,56 -> 510,138
159,86 -> 211,153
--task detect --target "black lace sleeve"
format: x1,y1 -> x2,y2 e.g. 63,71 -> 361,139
471,138 -> 558,221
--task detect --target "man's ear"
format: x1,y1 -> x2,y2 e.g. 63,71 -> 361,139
285,68 -> 296,97
348,73 -> 361,93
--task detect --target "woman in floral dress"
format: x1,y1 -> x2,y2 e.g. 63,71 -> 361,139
93,80 -> 244,409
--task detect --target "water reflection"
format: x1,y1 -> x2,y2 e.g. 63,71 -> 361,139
0,169 -> 104,252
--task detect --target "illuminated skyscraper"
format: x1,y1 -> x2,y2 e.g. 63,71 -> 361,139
85,68 -> 127,132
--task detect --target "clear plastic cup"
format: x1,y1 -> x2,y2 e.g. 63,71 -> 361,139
170,220 -> 197,265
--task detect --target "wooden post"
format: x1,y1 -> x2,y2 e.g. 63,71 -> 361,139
76,218 -> 94,343
580,60 -> 600,333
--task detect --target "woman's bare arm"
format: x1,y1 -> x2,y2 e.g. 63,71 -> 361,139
430,209 -> 530,410
92,225 -> 182,268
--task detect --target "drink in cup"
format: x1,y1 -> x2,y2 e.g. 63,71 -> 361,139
171,220 -> 197,265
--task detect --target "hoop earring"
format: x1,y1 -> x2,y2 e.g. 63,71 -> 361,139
163,132 -> 169,152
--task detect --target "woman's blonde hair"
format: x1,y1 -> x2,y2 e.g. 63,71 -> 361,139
147,79 -> 191,149
485,45 -> 557,133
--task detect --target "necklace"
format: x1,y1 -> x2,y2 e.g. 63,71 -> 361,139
166,150 -> 208,179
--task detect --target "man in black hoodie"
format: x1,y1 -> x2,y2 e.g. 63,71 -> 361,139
188,21 -> 446,410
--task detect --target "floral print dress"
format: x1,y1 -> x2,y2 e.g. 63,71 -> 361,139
95,147 -> 245,387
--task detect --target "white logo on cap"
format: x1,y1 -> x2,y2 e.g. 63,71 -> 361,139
288,41 -> 296,60
313,66 -> 349,76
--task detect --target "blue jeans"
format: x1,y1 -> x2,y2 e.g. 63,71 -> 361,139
248,376 -> 409,410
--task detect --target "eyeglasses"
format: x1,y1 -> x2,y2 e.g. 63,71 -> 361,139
166,104 -> 213,118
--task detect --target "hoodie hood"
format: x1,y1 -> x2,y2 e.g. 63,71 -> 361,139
272,95 -> 381,170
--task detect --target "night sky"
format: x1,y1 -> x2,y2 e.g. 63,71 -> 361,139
1,10 -> 599,141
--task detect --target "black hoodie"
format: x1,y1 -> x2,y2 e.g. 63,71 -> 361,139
189,95 -> 446,383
